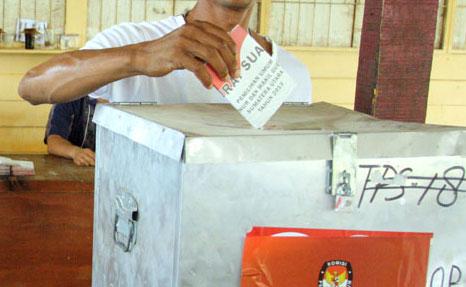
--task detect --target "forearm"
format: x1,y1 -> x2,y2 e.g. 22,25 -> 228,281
19,21 -> 240,105
18,46 -> 139,105
46,135 -> 79,159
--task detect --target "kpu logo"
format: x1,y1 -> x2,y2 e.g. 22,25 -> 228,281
318,260 -> 353,287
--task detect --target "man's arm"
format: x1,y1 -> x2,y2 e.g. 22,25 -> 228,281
47,135 -> 95,166
19,21 -> 239,105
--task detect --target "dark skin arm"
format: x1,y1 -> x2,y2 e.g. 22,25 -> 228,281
18,20 -> 239,105
47,135 -> 95,166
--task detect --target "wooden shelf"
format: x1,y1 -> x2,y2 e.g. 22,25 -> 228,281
0,48 -> 73,55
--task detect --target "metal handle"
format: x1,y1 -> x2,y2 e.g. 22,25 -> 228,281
113,192 -> 139,252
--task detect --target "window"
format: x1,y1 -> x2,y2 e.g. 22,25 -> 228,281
87,0 -> 259,40
0,0 -> 66,34
269,0 -> 364,47
453,0 -> 466,49
268,0 -> 447,48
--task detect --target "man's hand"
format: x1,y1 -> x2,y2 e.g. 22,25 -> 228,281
130,20 -> 239,88
71,148 -> 96,167
19,20 -> 240,104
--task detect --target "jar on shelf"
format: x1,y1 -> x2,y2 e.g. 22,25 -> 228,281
24,28 -> 38,49
0,29 -> 4,48
59,34 -> 80,50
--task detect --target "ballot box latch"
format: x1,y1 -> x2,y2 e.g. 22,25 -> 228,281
113,191 -> 139,252
327,133 -> 358,212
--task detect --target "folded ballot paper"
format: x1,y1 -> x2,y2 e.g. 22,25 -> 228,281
0,156 -> 35,176
208,25 -> 296,129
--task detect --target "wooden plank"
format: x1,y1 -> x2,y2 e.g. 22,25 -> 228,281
131,0 -> 146,22
259,0 -> 271,34
50,0 -> 65,34
87,0 -> 101,40
297,1 -> 315,46
352,0 -> 365,48
312,78 -> 355,104
66,0 -> 88,46
20,0 -> 36,20
35,0 -> 51,23
101,0 -> 116,30
145,0 -> 173,22
328,0 -> 354,47
434,0 -> 446,49
248,3 -> 259,32
116,0 -> 131,23
0,155 -> 93,284
434,105 -> 466,126
3,0 -> 20,34
0,101 -> 51,127
425,105 -> 443,125
0,54 -> 56,73
453,1 -> 466,49
431,52 -> 466,80
0,0 -> 3,31
426,105 -> 466,127
101,0 -> 117,30
282,0 -> 300,45
269,2 -> 285,44
174,0 -> 196,15
2,47 -> 460,81
287,49 -> 359,79
428,80 -> 466,106
355,0 -> 439,122
277,42 -> 466,81
0,192 -> 93,286
312,0 -> 331,46
0,74 -> 23,101
0,127 -> 47,153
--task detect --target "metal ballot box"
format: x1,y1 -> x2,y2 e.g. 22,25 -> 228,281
92,103 -> 466,287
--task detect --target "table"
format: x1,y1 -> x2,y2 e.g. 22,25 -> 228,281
0,155 -> 94,286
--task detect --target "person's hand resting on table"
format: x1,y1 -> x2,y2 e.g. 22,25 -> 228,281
44,97 -> 99,166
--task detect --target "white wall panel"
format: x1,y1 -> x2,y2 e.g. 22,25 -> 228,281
145,0 -> 172,22
101,0 -> 117,30
453,0 -> 466,49
116,0 -> 131,23
50,0 -> 65,34
3,0 -> 20,34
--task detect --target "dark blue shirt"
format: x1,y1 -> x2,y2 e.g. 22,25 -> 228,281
44,97 -> 97,151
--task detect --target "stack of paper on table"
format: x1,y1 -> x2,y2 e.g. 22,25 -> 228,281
0,156 -> 35,176
0,165 -> 10,176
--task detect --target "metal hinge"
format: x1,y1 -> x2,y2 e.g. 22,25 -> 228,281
327,133 -> 358,212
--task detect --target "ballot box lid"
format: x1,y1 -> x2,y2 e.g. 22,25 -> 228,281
93,102 -> 466,163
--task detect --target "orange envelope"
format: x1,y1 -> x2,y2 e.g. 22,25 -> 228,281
241,227 -> 432,287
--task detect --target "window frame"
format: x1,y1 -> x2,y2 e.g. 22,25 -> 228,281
63,0 -> 466,54
259,0 -> 464,53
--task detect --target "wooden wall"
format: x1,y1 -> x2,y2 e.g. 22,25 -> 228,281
454,0 -> 466,49
0,52 -> 53,154
86,0 -> 259,40
0,0 -> 465,154
0,0 -> 66,34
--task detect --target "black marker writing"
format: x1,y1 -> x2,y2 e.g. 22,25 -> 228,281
358,165 -> 466,208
